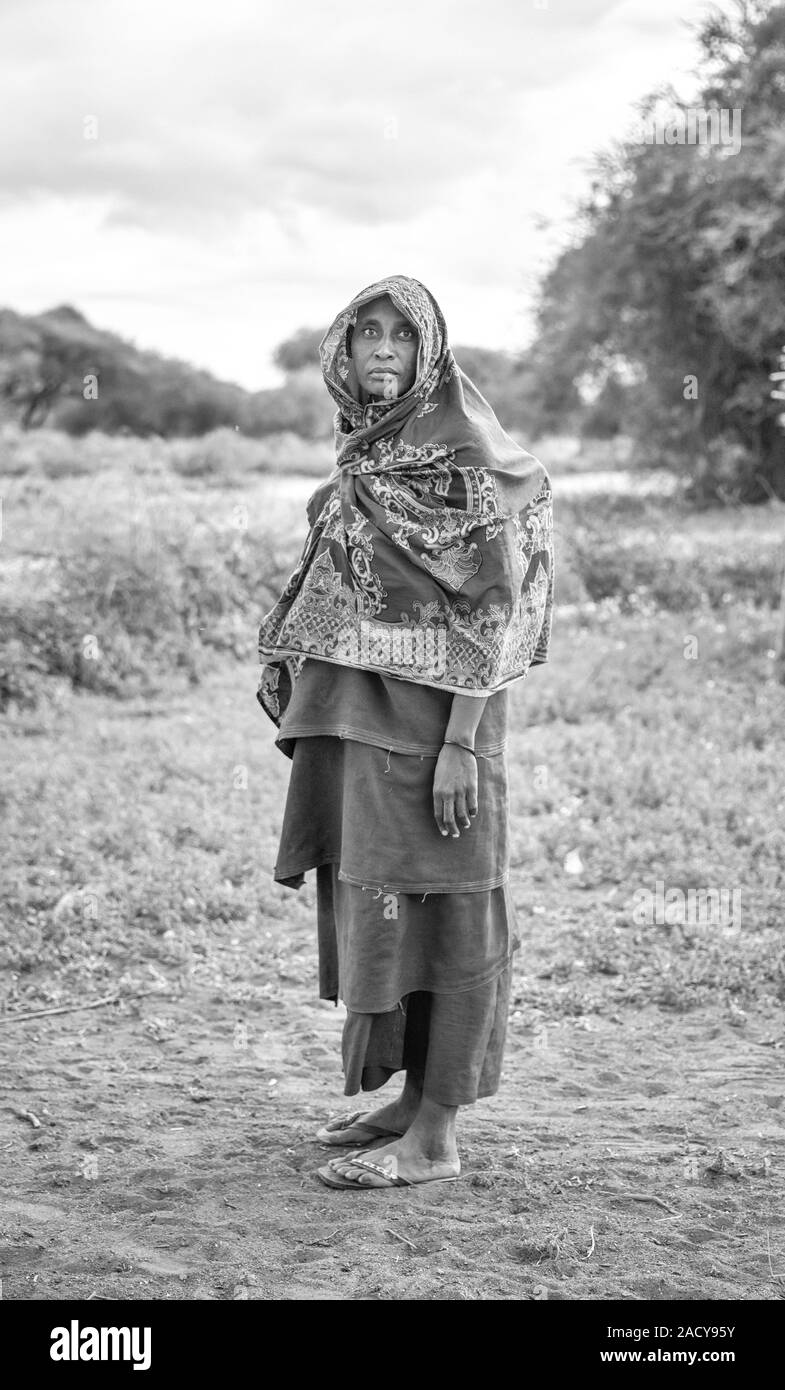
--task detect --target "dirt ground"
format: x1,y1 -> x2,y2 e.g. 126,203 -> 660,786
2,956 -> 784,1301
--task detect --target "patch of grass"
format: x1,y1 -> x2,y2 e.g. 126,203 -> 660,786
168,427 -> 333,482
0,465 -> 300,707
506,600 -> 785,1015
0,421 -> 333,485
3,434 -> 783,709
0,421 -> 171,478
555,493 -> 784,610
2,597 -> 784,1016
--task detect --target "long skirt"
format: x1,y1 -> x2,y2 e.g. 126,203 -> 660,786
275,735 -> 520,1106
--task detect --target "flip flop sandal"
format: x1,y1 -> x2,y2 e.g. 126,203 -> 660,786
315,1110 -> 405,1146
316,1156 -> 460,1190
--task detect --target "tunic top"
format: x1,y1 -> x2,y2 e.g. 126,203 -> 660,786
276,658 -> 508,759
273,659 -> 512,895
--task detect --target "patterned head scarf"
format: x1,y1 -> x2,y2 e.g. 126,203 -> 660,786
257,274 -> 554,724
319,274 -> 449,445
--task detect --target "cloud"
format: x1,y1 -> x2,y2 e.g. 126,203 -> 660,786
0,0 -> 646,231
0,0 -> 730,387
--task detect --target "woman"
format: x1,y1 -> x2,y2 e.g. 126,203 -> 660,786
257,275 -> 553,1190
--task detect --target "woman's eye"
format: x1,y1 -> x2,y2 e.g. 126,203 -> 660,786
399,329 -> 414,340
362,326 -> 377,337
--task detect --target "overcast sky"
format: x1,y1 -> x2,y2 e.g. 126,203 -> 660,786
0,0 -> 730,389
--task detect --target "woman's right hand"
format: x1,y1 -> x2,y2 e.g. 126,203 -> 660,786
432,744 -> 479,838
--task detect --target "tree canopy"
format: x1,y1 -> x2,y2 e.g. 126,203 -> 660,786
529,0 -> 785,500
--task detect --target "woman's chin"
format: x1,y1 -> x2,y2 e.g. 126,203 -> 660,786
360,379 -> 415,404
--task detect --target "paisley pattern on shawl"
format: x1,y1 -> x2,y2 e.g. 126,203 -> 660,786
257,274 -> 554,725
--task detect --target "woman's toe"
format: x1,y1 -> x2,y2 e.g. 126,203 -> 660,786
328,1152 -> 367,1175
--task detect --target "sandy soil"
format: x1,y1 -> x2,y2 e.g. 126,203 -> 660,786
2,961 -> 783,1301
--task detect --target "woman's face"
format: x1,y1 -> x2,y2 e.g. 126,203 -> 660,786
350,295 -> 419,403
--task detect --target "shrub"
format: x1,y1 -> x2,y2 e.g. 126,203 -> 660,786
167,428 -> 333,481
0,517 -> 296,709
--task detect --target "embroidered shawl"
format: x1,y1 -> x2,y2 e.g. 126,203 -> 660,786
257,274 -> 554,725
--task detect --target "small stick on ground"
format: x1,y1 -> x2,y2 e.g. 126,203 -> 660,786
306,1229 -> 340,1247
617,1191 -> 679,1214
385,1227 -> 417,1252
14,1109 -> 41,1128
0,990 -> 164,1026
587,1225 -> 596,1259
548,1227 -> 569,1260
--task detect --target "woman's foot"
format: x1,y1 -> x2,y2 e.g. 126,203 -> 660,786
317,1093 -> 421,1146
325,1130 -> 460,1187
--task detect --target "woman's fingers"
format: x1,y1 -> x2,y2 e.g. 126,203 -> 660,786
434,792 -> 451,836
432,750 -> 479,836
444,795 -> 461,834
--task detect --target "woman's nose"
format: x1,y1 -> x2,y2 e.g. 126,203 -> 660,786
374,338 -> 395,358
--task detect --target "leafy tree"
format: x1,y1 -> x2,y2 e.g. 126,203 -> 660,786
273,327 -> 325,373
0,306 -> 100,428
247,368 -> 335,440
530,0 -> 785,501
